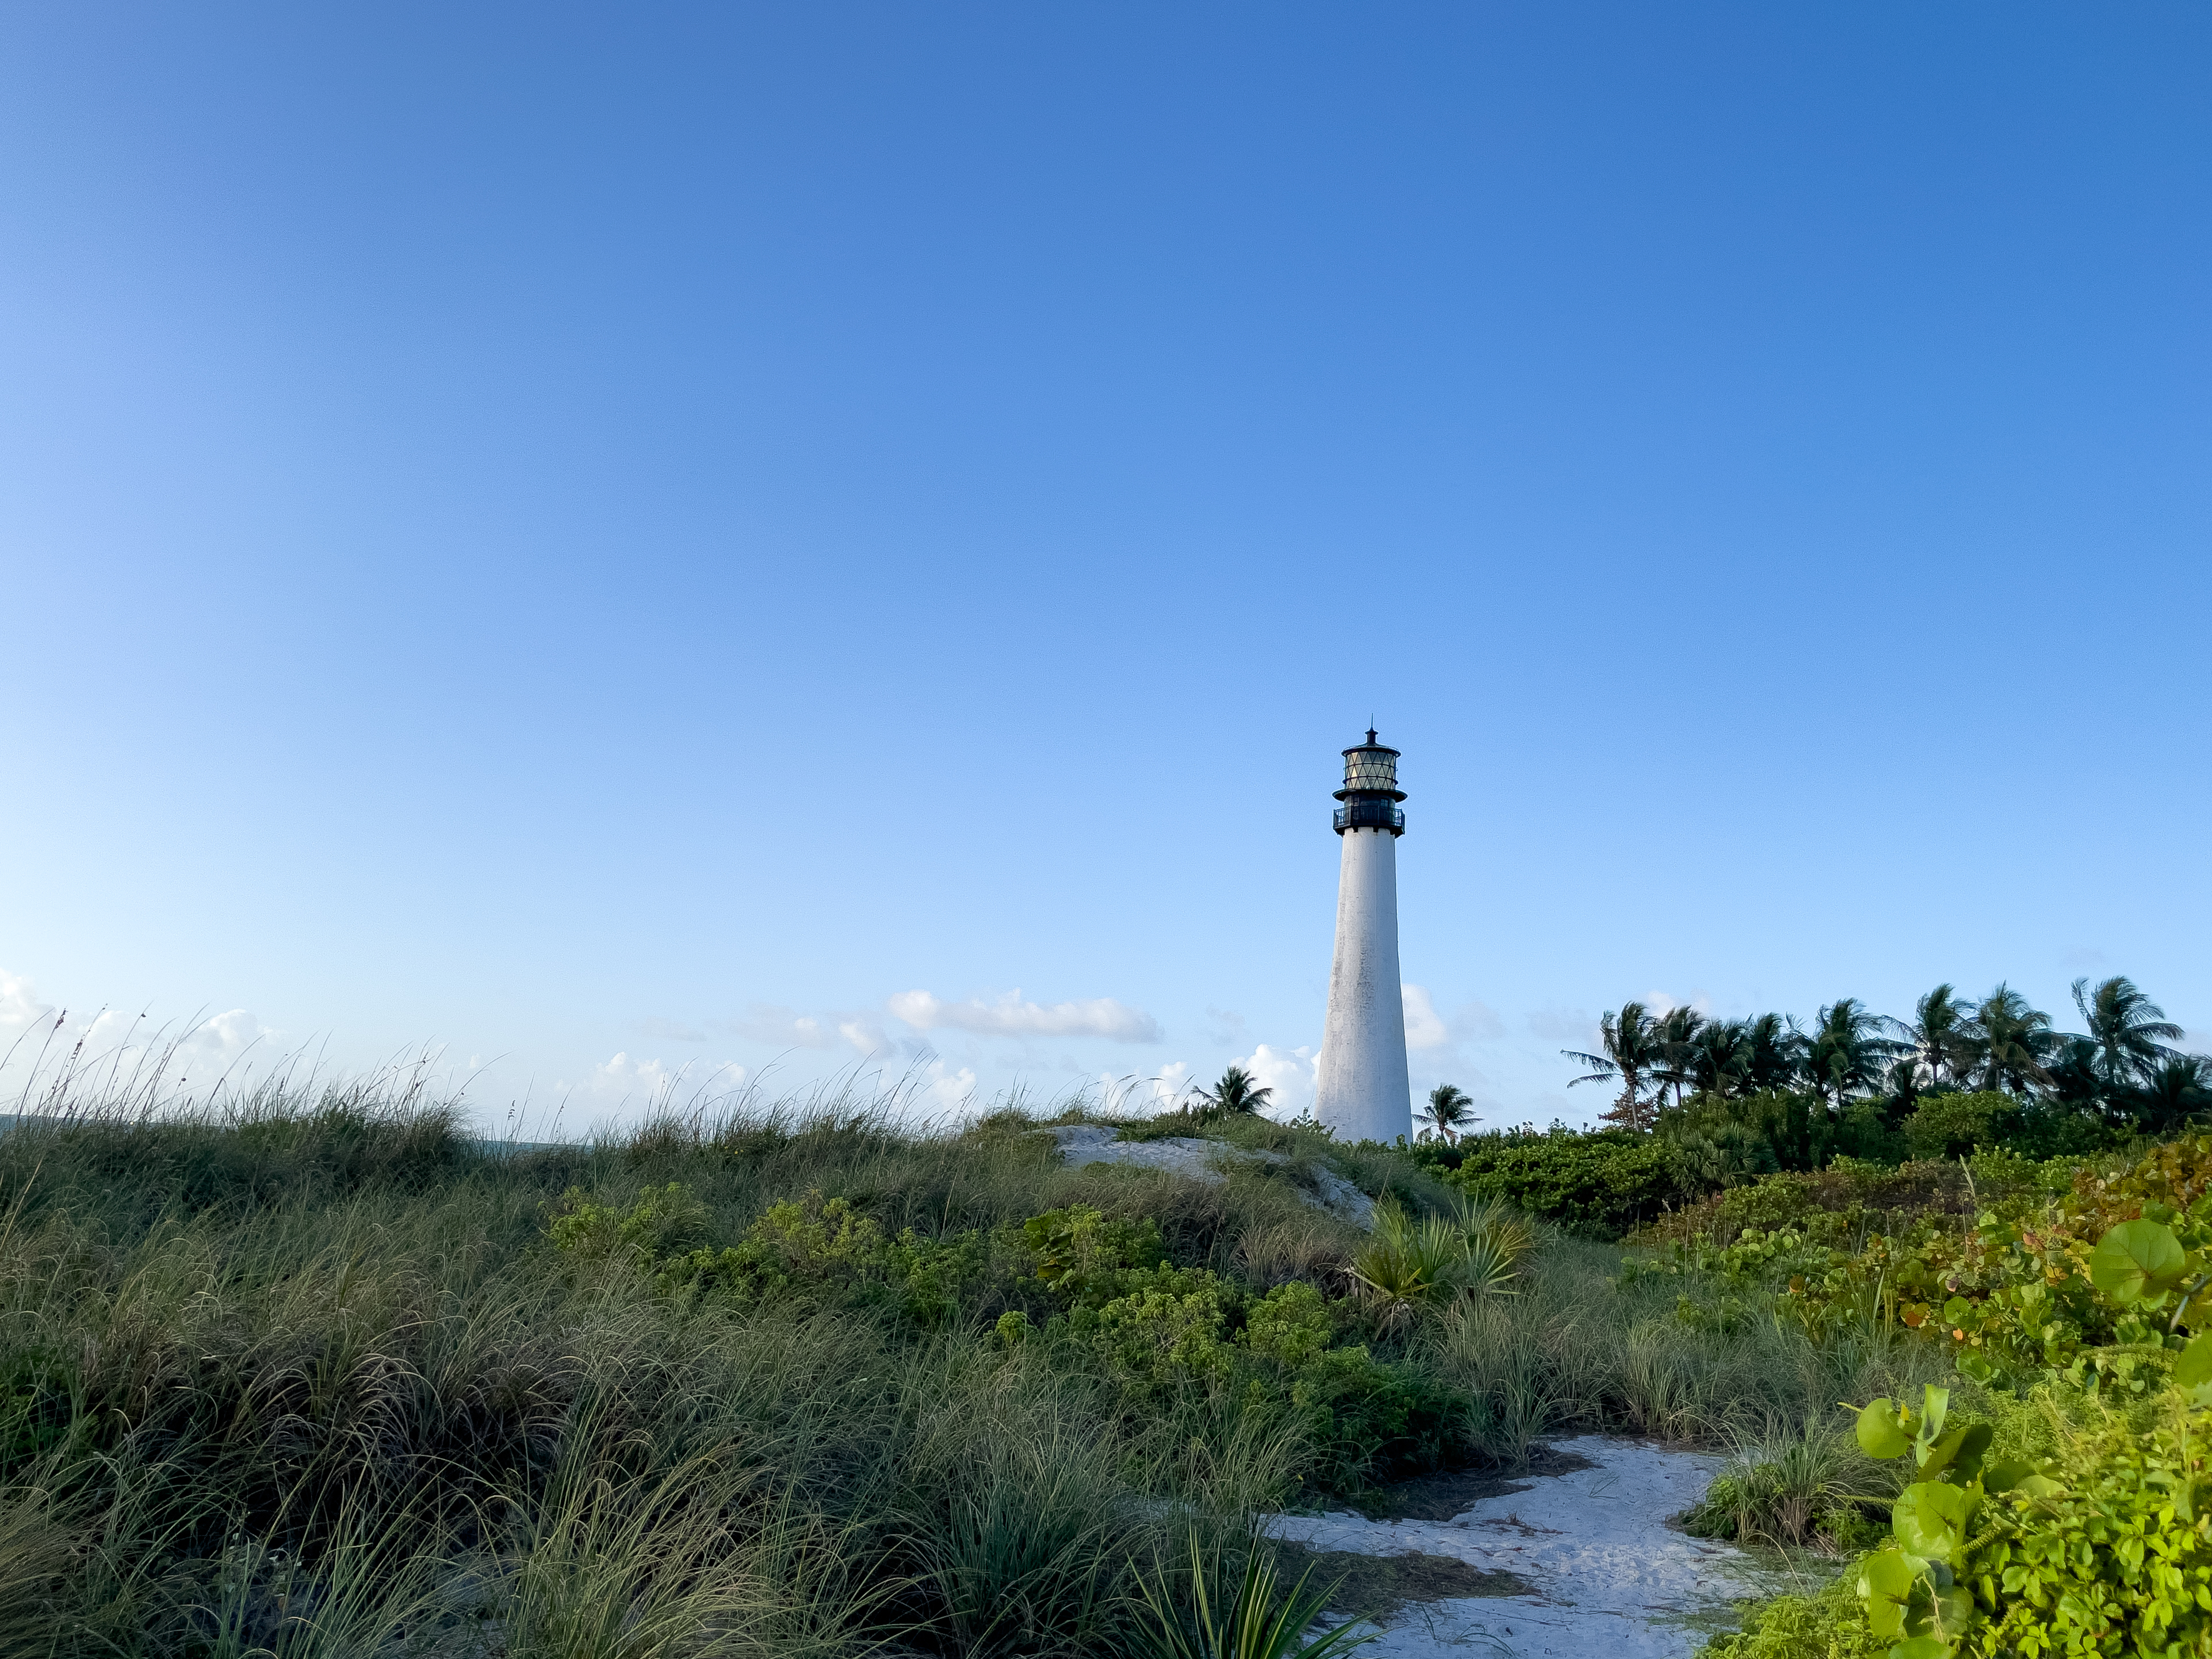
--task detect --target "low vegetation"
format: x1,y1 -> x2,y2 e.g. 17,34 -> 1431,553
7,968 -> 2205,1657
0,1059 -> 1941,1657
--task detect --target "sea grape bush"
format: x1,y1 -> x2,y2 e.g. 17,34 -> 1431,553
1775,1137 -> 2212,1391
1674,1137 -> 2212,1658
1847,1387 -> 2212,1658
551,1183 -> 994,1325
1025,1205 -> 1462,1488
1429,1127 -> 1679,1237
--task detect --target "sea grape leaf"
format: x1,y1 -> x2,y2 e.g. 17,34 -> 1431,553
1857,1549 -> 1922,1640
1916,1385 -> 1949,1445
1983,1458 -> 2034,1493
1893,1482 -> 1973,1564
2176,1331 -> 2212,1406
2088,1220 -> 2187,1305
1858,1398 -> 1912,1460
1917,1422 -> 1992,1485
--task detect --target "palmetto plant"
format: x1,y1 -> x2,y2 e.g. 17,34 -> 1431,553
2071,975 -> 2184,1093
1348,1202 -> 1525,1328
1964,983 -> 2055,1095
1135,1532 -> 1374,1659
1563,1002 -> 1667,1133
1421,1084 -> 1476,1144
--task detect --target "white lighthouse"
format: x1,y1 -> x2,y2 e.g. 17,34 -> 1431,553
1313,729 -> 1412,1144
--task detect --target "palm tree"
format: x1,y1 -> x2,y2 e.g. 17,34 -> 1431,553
1742,1013 -> 1801,1093
1563,1002 -> 1667,1133
1887,984 -> 1977,1090
1798,998 -> 1902,1108
2122,1054 -> 2212,1135
1650,1006 -> 1708,1112
2043,1034 -> 2106,1113
2069,976 -> 2183,1093
1195,1064 -> 1272,1116
1422,1083 -> 1477,1144
1684,1018 -> 1754,1101
1963,983 -> 2054,1095
1882,1051 -> 1924,1113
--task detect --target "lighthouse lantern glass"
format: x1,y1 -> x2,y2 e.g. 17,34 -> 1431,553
1343,749 -> 1398,793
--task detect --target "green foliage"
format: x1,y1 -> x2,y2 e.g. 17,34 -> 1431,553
1699,1573 -> 1885,1658
1135,1531 -> 1376,1659
1346,1201 -> 1523,1329
1900,1093 -> 2019,1163
546,1181 -> 710,1261
549,1184 -> 999,1326
1661,1089 -> 1844,1182
1769,1136 -> 2212,1389
1846,1391 -> 2212,1658
1441,1128 -> 1680,1239
1679,1422 -> 1890,1549
1033,1217 -> 1464,1491
1024,1204 -> 1167,1298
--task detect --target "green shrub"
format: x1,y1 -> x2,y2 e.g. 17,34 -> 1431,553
1700,1574 -> 1884,1658
551,1184 -> 998,1326
1442,1128 -> 1681,1238
1027,1208 -> 1462,1491
1843,1385 -> 2212,1657
1901,1093 -> 2020,1162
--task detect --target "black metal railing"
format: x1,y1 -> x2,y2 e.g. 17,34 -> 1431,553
1333,800 -> 1405,832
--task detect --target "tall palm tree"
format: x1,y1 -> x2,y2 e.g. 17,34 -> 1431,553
1798,998 -> 1902,1108
1685,1018 -> 1755,1101
2070,976 -> 2183,1092
1422,1083 -> 1476,1144
2122,1054 -> 2212,1135
1742,1013 -> 1802,1093
1650,1006 -> 1708,1112
1963,983 -> 2054,1095
1563,1002 -> 1667,1133
1195,1064 -> 1272,1116
2042,1035 -> 2108,1116
1886,984 -> 1977,1090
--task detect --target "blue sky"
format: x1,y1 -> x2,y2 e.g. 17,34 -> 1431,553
3,5 -> 2207,1131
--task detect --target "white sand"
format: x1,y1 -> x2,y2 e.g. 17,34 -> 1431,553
1265,1435 -> 1806,1658
1048,1123 -> 1376,1226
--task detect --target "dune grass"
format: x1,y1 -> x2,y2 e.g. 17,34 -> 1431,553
0,1076 -> 1947,1654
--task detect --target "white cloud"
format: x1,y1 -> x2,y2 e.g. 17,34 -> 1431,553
564,1052 -> 748,1109
177,1009 -> 277,1079
1237,1043 -> 1318,1117
889,988 -> 1160,1044
720,1004 -> 888,1054
0,984 -> 286,1105
1402,984 -> 1450,1050
0,970 -> 54,1037
919,1060 -> 976,1114
1092,1062 -> 1195,1113
1643,990 -> 1714,1019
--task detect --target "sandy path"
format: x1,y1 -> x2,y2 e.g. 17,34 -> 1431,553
1265,1435 -> 1806,1657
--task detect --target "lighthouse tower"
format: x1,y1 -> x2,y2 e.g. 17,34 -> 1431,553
1313,730 -> 1412,1144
